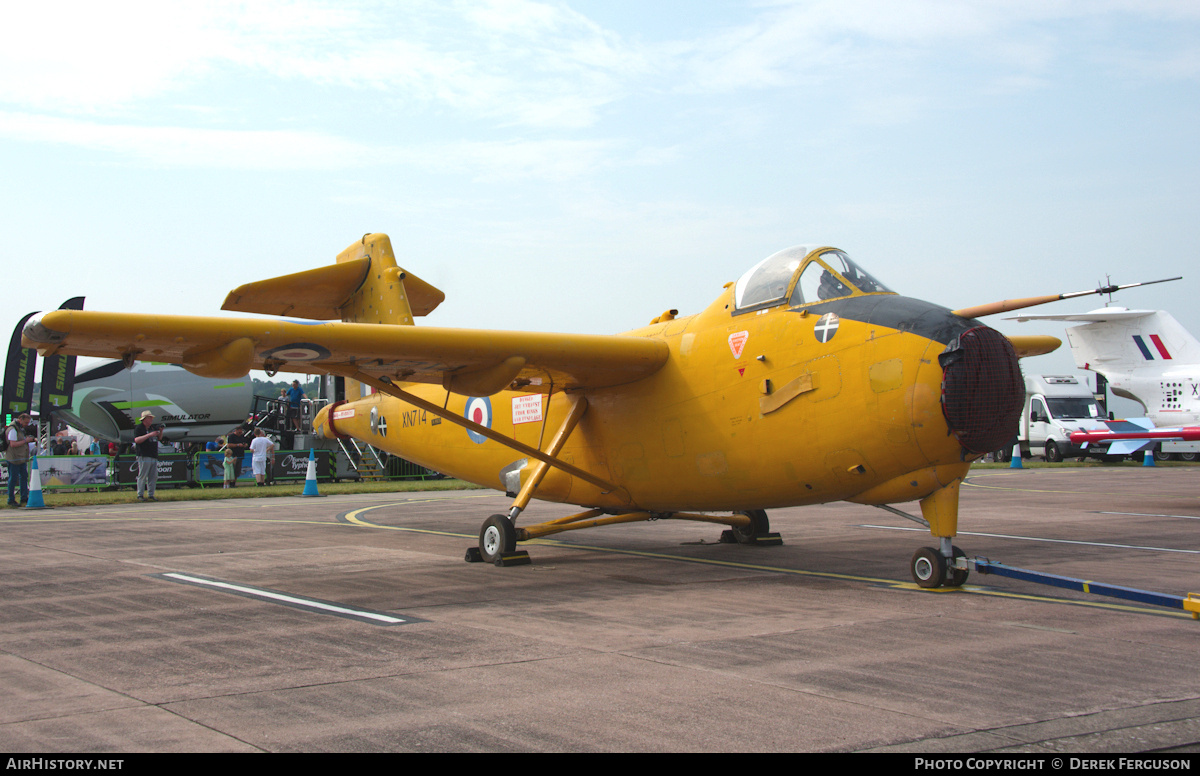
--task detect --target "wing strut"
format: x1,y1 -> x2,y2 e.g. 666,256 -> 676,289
324,366 -> 623,497
506,394 -> 589,523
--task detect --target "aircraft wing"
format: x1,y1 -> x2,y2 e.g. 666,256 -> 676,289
23,311 -> 670,395
1070,420 -> 1200,455
1006,308 -> 1156,323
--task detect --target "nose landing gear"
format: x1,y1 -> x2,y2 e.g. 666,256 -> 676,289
910,542 -> 968,588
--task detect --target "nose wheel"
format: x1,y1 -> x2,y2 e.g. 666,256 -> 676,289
911,545 -> 968,588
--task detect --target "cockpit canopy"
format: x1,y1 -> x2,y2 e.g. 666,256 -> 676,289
732,245 -> 893,314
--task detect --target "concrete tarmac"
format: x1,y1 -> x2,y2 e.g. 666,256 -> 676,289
2,466 -> 1200,752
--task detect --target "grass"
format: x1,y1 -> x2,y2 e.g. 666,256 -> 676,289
24,478 -> 485,508
971,458 -> 1198,469
20,458 -> 1196,509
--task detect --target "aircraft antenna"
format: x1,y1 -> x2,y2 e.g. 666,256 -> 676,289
1061,275 -> 1182,306
953,275 -> 1180,319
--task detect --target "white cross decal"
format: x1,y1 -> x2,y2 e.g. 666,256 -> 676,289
377,416 -> 387,436
814,313 -> 840,343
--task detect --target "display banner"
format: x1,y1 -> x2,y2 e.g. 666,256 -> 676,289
273,450 -> 331,481
38,456 -> 110,489
193,450 -> 331,484
114,454 -> 190,486
2,311 -> 39,420
194,452 -> 254,484
38,297 -> 85,416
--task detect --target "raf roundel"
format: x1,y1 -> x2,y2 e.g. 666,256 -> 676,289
262,342 -> 332,362
464,396 -> 492,444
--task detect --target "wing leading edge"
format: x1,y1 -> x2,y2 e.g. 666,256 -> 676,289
23,310 -> 669,395
24,233 -> 668,395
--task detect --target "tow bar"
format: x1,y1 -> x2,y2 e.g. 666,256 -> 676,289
958,557 -> 1200,619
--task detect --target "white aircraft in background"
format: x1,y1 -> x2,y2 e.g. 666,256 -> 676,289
1012,307 -> 1200,459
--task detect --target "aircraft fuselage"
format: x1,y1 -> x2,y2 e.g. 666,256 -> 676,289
318,287 -> 1009,514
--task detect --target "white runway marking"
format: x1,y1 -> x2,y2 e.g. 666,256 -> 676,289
857,524 -> 1200,554
158,572 -> 416,625
1096,511 -> 1200,520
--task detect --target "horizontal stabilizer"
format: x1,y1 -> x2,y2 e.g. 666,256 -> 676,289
222,256 -> 445,320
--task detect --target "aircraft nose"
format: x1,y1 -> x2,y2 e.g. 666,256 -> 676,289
312,401 -> 349,441
313,403 -> 333,439
937,325 -> 1024,454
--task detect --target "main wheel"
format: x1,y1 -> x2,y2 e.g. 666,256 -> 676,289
945,545 -> 969,587
911,547 -> 947,589
731,509 -> 770,544
479,514 -> 517,563
1044,440 -> 1063,463
995,447 -> 1012,463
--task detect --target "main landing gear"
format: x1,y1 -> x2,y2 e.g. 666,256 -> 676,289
910,541 -> 969,589
464,508 -> 783,566
464,513 -> 531,567
718,510 -> 783,546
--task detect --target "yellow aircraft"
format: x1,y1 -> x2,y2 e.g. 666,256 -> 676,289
24,233 -> 1067,588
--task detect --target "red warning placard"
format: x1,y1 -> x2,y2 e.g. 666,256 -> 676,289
512,394 -> 543,425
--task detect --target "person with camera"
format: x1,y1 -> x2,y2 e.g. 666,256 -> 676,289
5,412 -> 35,507
134,410 -> 164,502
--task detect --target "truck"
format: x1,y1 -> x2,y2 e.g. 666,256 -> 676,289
999,374 -> 1113,462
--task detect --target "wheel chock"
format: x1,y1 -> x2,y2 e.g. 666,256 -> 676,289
1185,593 -> 1200,620
719,529 -> 783,545
465,547 -> 530,566
494,550 -> 531,567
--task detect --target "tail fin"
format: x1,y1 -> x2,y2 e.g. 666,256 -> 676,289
1059,310 -> 1200,373
221,233 -> 446,399
1013,308 -> 1200,373
222,233 -> 445,325
333,234 -> 445,325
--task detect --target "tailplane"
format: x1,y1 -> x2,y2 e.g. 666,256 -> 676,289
222,233 -> 445,325
221,233 -> 445,398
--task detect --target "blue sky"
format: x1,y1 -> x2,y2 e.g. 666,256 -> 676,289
3,1 -> 1198,391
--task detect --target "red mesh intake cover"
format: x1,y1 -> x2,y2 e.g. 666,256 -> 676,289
939,327 -> 1024,454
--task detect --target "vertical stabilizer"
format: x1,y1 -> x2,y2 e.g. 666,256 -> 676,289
220,232 -> 446,398
336,234 -> 416,326
1065,310 -> 1200,372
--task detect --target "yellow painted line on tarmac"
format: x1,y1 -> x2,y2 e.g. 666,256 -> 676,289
343,503 -> 1194,619
338,495 -> 496,539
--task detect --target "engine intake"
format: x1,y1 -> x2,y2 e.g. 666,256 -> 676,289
938,326 -> 1023,454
